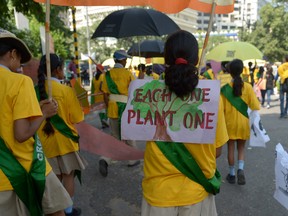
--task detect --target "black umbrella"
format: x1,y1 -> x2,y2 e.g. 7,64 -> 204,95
91,8 -> 180,39
128,40 -> 164,58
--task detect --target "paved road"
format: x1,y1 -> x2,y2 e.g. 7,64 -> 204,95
74,94 -> 288,216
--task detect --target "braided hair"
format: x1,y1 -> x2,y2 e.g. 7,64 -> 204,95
37,53 -> 63,136
228,59 -> 244,97
164,30 -> 199,98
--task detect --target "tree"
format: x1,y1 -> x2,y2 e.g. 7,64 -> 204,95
0,1 -> 72,59
131,80 -> 204,141
243,3 -> 288,62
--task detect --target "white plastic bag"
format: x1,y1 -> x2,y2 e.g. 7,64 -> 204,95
248,109 -> 270,147
274,143 -> 288,210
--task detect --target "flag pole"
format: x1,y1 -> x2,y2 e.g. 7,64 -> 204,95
198,0 -> 217,74
45,0 -> 52,100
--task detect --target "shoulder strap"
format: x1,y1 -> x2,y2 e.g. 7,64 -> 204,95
221,84 -> 248,118
155,141 -> 221,195
0,136 -> 45,216
34,86 -> 80,143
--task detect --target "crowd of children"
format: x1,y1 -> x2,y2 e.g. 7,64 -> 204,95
1,26 -> 287,216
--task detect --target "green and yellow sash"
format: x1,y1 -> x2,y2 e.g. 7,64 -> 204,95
203,71 -> 212,80
105,71 -> 127,139
34,86 -> 80,143
155,141 -> 221,195
221,84 -> 248,118
0,135 -> 45,216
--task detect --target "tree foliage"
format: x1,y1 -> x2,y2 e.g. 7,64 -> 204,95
0,0 -> 71,59
243,3 -> 288,62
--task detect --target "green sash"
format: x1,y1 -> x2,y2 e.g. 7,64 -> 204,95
105,71 -> 127,139
203,71 -> 212,80
155,141 -> 221,195
34,86 -> 80,143
221,84 -> 248,118
0,135 -> 45,216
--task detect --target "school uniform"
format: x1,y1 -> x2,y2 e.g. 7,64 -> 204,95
0,66 -> 72,215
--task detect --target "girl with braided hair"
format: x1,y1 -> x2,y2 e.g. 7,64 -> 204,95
221,59 -> 260,185
141,30 -> 228,216
37,53 -> 87,216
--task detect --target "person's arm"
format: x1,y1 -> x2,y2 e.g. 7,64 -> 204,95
103,93 -> 109,108
14,99 -> 58,143
216,146 -> 222,158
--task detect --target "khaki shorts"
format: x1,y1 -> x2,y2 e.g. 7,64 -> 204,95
0,171 -> 72,216
141,194 -> 217,216
48,151 -> 88,175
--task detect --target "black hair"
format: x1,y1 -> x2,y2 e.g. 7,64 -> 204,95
164,30 -> 199,98
95,68 -> 102,80
0,43 -> 13,56
259,66 -> 264,74
228,59 -> 244,97
37,53 -> 63,136
138,63 -> 145,71
146,65 -> 152,76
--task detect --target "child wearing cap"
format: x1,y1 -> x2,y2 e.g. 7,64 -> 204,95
36,53 -> 88,216
98,49 -> 140,177
0,28 -> 72,216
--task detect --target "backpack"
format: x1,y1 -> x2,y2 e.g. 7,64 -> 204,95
282,78 -> 288,93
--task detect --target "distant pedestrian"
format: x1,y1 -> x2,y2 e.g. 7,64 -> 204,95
255,66 -> 267,107
91,64 -> 109,128
68,57 -> 77,78
265,65 -> 275,109
200,62 -> 215,79
248,61 -> 257,86
277,55 -> 288,118
221,59 -> 260,185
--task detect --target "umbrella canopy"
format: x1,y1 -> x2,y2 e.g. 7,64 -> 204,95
206,41 -> 263,62
128,40 -> 164,58
34,0 -> 235,14
92,8 -> 180,39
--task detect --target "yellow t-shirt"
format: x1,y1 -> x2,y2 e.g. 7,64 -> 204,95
221,82 -> 260,140
92,74 -> 104,103
102,67 -> 135,118
0,66 -> 52,191
278,62 -> 288,84
253,68 -> 259,84
38,80 -> 84,158
241,66 -> 251,83
217,73 -> 232,87
142,97 -> 228,207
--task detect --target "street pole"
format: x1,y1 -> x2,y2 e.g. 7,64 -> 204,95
86,6 -> 93,87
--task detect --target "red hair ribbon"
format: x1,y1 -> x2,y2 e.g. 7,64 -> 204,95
175,58 -> 188,65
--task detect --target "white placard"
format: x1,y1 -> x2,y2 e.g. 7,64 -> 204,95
121,79 -> 220,143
